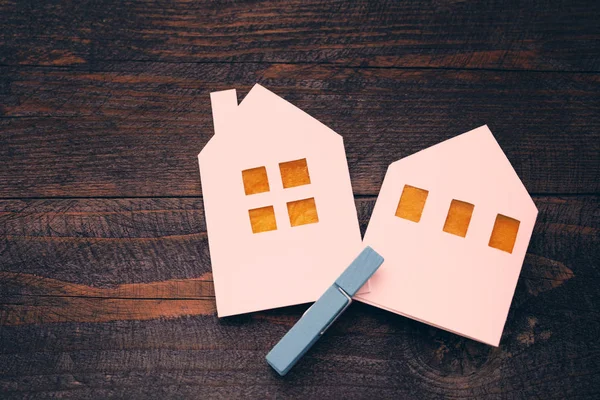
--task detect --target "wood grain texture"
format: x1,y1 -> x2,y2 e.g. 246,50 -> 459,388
0,271 -> 216,325
1,197 -> 596,288
1,0 -> 599,72
0,197 -> 598,398
1,63 -> 599,197
2,0 -> 600,397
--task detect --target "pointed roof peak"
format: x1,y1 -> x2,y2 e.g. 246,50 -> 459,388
390,125 -> 536,211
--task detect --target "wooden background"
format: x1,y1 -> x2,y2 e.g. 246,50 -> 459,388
1,0 -> 599,398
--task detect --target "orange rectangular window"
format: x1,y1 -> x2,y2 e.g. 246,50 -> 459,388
489,214 -> 520,253
242,166 -> 270,195
395,185 -> 429,222
248,206 -> 277,233
279,158 -> 311,189
287,197 -> 319,227
443,200 -> 474,237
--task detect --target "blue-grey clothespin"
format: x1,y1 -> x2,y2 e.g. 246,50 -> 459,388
266,246 -> 384,376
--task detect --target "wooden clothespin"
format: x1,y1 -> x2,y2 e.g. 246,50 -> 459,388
266,247 -> 384,376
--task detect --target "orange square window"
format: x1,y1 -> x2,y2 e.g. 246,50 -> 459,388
489,214 -> 520,253
443,200 -> 474,237
395,185 -> 429,222
287,197 -> 319,227
242,166 -> 270,195
279,158 -> 311,189
248,206 -> 277,233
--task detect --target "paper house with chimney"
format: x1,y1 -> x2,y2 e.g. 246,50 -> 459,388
355,126 -> 538,346
199,84 -> 363,317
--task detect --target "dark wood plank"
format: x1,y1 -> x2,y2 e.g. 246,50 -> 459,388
1,0 -> 599,72
0,196 -> 598,398
1,63 -> 599,197
0,198 -> 210,286
0,304 -> 598,399
1,195 -> 596,303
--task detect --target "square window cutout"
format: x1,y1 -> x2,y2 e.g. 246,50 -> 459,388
489,214 -> 520,253
287,197 -> 319,227
242,166 -> 270,195
443,200 -> 474,237
395,185 -> 429,222
279,158 -> 311,189
248,206 -> 277,233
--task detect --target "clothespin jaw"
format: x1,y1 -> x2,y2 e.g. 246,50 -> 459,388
266,246 -> 384,376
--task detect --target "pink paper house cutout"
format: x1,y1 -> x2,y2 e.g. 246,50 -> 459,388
356,126 -> 538,346
199,84 -> 363,317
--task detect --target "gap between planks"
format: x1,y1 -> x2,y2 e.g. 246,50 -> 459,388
1,60 -> 600,74
0,194 -> 597,201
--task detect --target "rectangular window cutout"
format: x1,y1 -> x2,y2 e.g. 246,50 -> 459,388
443,200 -> 474,237
242,166 -> 270,195
489,214 -> 520,253
287,197 -> 319,227
395,185 -> 429,222
279,158 -> 311,189
249,205 -> 277,233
